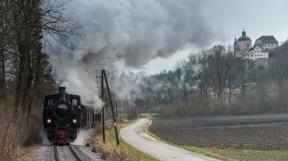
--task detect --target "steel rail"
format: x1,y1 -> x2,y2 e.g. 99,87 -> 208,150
54,146 -> 61,161
68,144 -> 82,161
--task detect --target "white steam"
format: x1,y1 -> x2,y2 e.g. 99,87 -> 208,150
47,0 -> 220,105
72,129 -> 93,145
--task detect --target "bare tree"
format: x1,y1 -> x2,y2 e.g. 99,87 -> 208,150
10,0 -> 74,116
199,46 -> 229,103
0,0 -> 14,98
226,52 -> 241,104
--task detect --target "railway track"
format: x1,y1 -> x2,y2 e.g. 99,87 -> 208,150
54,145 -> 61,161
54,145 -> 90,161
69,145 -> 82,161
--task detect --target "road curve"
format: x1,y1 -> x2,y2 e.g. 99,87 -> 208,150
120,118 -> 219,161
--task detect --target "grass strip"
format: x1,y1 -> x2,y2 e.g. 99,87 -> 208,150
206,148 -> 288,161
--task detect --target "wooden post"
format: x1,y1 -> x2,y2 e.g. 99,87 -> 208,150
102,70 -> 120,145
115,101 -> 118,119
101,72 -> 105,143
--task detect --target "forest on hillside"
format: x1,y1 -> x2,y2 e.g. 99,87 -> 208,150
136,43 -> 288,117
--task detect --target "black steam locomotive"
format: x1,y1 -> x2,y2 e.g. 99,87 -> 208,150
43,87 -> 101,144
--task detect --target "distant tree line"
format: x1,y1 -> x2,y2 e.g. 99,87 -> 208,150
136,43 -> 288,117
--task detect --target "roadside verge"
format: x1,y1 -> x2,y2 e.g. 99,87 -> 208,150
88,120 -> 157,161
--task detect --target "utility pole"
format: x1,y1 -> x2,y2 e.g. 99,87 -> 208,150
101,73 -> 105,142
101,70 -> 120,145
115,101 -> 118,118
102,70 -> 120,145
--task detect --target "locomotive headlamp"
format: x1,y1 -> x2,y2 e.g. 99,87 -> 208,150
58,104 -> 67,109
72,119 -> 77,124
47,119 -> 52,124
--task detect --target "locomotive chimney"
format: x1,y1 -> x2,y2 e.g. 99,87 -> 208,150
59,87 -> 66,100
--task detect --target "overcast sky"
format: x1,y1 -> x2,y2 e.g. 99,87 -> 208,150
142,0 -> 288,75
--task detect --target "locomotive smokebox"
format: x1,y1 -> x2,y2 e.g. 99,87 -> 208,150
59,87 -> 66,100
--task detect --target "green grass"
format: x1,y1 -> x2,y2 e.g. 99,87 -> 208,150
106,120 -> 158,161
183,146 -> 234,161
206,148 -> 288,161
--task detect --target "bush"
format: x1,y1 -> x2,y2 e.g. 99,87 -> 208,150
0,97 -> 42,161
155,82 -> 288,118
88,125 -> 137,161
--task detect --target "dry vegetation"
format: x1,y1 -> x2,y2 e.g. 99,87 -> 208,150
88,135 -> 137,161
87,124 -> 138,161
150,115 -> 288,150
155,81 -> 288,118
0,105 -> 21,161
87,119 -> 156,161
0,99 -> 42,161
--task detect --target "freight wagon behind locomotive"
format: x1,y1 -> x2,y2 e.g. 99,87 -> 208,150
80,105 -> 101,128
43,87 -> 101,145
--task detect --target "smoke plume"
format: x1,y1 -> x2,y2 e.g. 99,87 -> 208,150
47,0 -> 220,105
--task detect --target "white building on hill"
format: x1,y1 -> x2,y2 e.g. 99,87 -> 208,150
245,45 -> 269,61
233,30 -> 279,68
254,36 -> 278,51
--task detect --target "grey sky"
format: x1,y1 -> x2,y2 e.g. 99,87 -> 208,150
143,0 -> 288,75
203,0 -> 288,43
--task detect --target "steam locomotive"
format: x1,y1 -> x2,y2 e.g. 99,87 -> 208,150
43,87 -> 101,145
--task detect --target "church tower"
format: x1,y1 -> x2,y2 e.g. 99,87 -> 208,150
234,29 -> 252,57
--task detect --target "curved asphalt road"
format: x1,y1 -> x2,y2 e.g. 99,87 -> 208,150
120,118 -> 219,161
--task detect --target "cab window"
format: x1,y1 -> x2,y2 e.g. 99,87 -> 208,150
48,99 -> 54,106
72,99 -> 78,106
